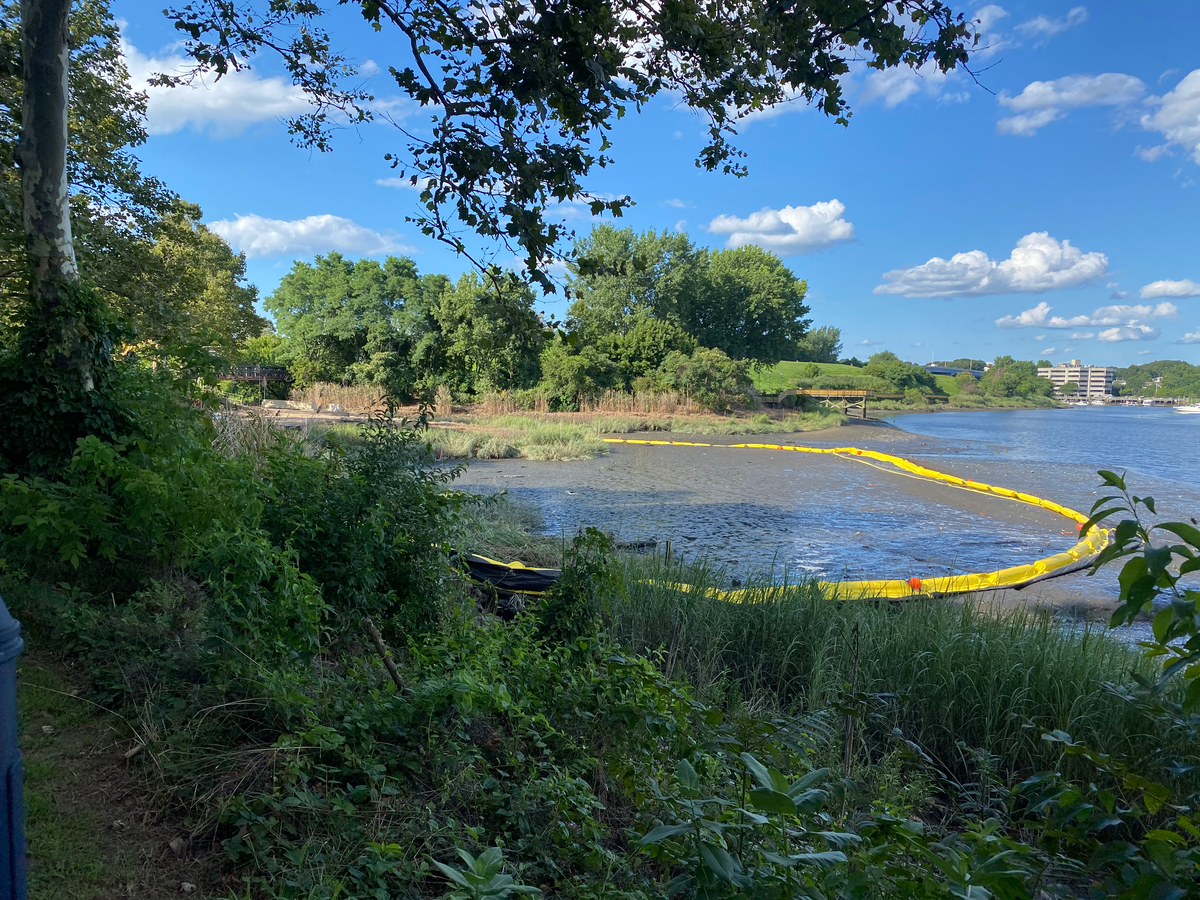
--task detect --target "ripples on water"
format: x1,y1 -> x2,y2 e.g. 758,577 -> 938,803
453,406 -> 1200,630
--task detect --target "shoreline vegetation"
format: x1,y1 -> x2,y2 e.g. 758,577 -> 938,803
4,2 -> 1198,895
9,406 -> 1200,899
270,372 -> 1063,465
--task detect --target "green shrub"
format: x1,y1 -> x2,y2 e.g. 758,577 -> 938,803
653,346 -> 754,412
259,418 -> 467,637
536,341 -> 618,411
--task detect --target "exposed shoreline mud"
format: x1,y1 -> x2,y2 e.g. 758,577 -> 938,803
452,416 -> 1163,628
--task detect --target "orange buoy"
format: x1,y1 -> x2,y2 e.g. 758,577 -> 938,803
908,577 -> 922,591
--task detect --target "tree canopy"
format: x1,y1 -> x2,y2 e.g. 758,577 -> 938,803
567,225 -> 810,369
0,0 -> 263,355
162,0 -> 977,286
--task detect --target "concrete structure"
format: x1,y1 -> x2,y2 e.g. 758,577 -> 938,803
1037,360 -> 1115,398
923,364 -> 983,379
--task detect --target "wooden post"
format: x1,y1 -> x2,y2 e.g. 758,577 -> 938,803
364,617 -> 404,690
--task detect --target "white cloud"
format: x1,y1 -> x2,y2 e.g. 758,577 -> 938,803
1069,331 -> 1095,339
970,5 -> 1012,59
208,214 -> 413,259
674,219 -> 687,232
859,338 -> 885,346
1141,70 -> 1200,164
122,37 -> 313,137
974,5 -> 1010,32
1176,326 -> 1200,344
1014,6 -> 1088,41
997,72 -> 1145,135
1098,325 -> 1160,342
708,200 -> 855,255
996,301 -> 1053,327
996,300 -> 1177,329
377,176 -> 435,191
862,61 -> 960,108
661,198 -> 693,209
1109,290 -> 1128,299
1141,278 -> 1200,299
1136,144 -> 1171,162
1034,334 -> 1047,341
877,232 -> 1108,299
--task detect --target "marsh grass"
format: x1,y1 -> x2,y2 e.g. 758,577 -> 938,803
609,554 -> 1169,778
457,495 -> 564,567
429,409 -> 847,461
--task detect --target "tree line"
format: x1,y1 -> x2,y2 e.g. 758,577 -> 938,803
248,227 -> 845,412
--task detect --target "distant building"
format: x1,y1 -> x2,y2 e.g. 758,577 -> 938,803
1037,360 -> 1115,397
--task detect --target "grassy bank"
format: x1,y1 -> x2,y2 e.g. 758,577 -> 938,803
754,361 -> 1062,412
458,499 -> 1172,779
868,394 -> 1060,414
608,555 -> 1165,777
423,408 -> 846,460
7,412 -> 1196,898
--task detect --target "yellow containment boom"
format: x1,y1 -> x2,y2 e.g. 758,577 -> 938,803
599,439 -> 1110,600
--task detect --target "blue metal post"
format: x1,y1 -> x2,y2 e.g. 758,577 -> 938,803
0,596 -> 25,900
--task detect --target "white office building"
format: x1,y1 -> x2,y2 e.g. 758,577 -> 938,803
1037,360 -> 1115,398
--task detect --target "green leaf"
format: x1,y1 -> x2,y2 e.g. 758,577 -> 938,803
791,788 -> 830,816
748,788 -> 797,816
1153,606 -> 1177,643
433,860 -> 473,889
790,768 -> 831,796
1144,829 -> 1186,845
740,752 -> 773,791
1097,470 -> 1127,490
1156,521 -> 1200,550
815,831 -> 862,849
698,842 -> 743,884
762,849 -> 847,868
676,758 -> 701,795
766,766 -> 790,794
474,846 -> 504,880
637,824 -> 692,845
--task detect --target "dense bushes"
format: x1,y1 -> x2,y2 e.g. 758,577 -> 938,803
6,399 -> 1200,897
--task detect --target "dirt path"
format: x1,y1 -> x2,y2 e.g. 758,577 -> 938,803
19,655 -> 229,899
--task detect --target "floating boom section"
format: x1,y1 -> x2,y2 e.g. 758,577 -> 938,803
458,441 -> 1110,601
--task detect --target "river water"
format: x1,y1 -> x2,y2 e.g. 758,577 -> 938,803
452,407 -> 1200,619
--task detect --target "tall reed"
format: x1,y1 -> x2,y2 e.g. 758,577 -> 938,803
289,382 -> 385,414
608,554 -> 1168,777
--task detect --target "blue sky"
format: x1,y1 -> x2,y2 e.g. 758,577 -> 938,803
113,1 -> 1200,366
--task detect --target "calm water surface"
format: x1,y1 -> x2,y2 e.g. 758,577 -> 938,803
454,407 -> 1200,616
886,406 -> 1200,488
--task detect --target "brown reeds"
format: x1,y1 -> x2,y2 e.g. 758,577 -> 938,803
580,389 -> 701,415
289,382 -> 386,414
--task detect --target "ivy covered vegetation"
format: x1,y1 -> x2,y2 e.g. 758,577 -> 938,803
2,1 -> 1199,898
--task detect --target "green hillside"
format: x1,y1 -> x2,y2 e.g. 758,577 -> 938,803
753,361 -> 960,395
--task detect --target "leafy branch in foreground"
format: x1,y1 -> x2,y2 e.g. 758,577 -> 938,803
160,0 -> 977,288
1084,468 -> 1200,716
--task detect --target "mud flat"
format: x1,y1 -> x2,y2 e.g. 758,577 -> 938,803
453,417 -> 1190,627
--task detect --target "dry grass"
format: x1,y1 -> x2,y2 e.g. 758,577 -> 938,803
211,403 -> 285,461
476,391 -> 549,416
290,382 -> 385,414
434,385 -> 453,417
581,390 -> 702,415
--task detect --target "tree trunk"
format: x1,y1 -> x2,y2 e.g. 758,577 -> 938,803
18,0 -> 89,388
